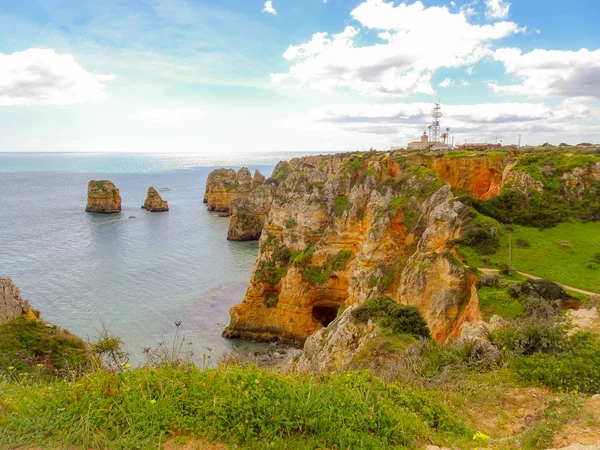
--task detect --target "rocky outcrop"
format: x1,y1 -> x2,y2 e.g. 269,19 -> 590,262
142,187 -> 169,212
85,180 -> 122,213
203,167 -> 265,215
228,183 -> 276,240
291,306 -> 377,374
1,278 -> 33,324
425,154 -> 511,200
561,162 -> 600,200
504,170 -> 544,195
222,151 -> 483,345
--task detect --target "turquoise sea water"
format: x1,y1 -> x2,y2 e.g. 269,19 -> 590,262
0,152 -> 324,364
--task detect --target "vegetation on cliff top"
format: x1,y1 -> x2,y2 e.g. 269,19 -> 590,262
0,317 -> 96,380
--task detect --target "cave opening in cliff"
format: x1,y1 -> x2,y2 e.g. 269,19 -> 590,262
312,305 -> 339,327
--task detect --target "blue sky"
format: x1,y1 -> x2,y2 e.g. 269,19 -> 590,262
0,0 -> 599,152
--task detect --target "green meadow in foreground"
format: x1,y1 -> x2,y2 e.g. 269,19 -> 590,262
1,365 -> 474,450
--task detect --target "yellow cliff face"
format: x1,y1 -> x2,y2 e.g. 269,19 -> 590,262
142,187 -> 169,212
203,167 -> 266,214
220,151 -> 510,345
85,180 -> 122,213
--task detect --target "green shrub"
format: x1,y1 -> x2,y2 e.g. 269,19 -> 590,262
352,296 -> 430,338
264,293 -> 279,308
458,228 -> 499,255
516,238 -> 531,248
334,197 -> 351,215
510,332 -> 600,393
284,219 -> 297,228
290,243 -> 316,265
509,279 -> 568,301
255,261 -> 287,285
300,251 -> 353,284
486,318 -> 569,356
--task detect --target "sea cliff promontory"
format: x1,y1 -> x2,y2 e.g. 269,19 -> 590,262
212,151 -> 511,345
85,180 -> 122,213
209,147 -> 600,348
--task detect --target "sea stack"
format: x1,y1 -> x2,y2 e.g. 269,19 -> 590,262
85,180 -> 122,213
142,186 -> 169,212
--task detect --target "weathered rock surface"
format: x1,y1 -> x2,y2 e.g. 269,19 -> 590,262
425,154 -> 511,199
222,151 -> 485,345
203,167 -> 267,216
142,187 -> 169,212
85,180 -> 122,213
290,306 -> 377,374
228,183 -> 276,241
0,278 -> 33,324
561,162 -> 600,200
504,169 -> 545,195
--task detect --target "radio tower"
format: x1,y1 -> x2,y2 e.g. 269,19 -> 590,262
430,103 -> 442,143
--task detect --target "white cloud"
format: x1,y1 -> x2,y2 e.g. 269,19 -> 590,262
271,0 -> 523,97
490,47 -> 600,98
460,80 -> 470,86
129,108 -> 207,124
466,66 -> 475,75
263,1 -> 276,15
288,100 -> 600,145
439,78 -> 453,87
485,0 -> 511,19
0,48 -> 114,106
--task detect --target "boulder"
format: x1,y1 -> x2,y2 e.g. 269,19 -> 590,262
142,186 -> 169,212
85,180 -> 122,213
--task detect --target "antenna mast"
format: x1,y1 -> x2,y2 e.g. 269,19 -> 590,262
430,103 -> 442,143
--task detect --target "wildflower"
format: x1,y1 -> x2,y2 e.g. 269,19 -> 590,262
37,363 -> 44,368
120,362 -> 126,367
150,399 -> 157,404
473,432 -> 490,444
8,366 -> 15,371
125,363 -> 131,369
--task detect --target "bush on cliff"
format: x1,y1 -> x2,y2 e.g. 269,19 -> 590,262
352,296 -> 431,339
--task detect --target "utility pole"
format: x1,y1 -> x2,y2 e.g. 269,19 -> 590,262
509,232 -> 513,271
518,134 -> 521,149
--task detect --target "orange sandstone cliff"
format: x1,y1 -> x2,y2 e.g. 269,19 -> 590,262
215,151 -> 516,346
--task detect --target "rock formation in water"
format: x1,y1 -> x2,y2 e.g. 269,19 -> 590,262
0,278 -> 34,324
85,180 -> 122,213
203,167 -> 265,214
142,187 -> 169,212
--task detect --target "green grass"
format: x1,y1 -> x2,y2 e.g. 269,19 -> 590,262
477,285 -> 524,321
0,365 -> 473,450
458,220 -> 600,293
0,318 -> 96,379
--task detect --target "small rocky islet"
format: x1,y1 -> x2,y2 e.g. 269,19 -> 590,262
141,186 -> 169,212
84,181 -> 169,213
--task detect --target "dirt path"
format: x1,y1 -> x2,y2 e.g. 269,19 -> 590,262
478,268 -> 599,297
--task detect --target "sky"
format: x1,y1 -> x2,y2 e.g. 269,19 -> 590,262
0,0 -> 599,153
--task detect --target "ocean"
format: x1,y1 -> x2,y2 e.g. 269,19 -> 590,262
0,152 -> 323,365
